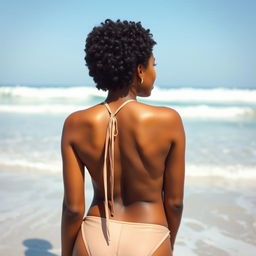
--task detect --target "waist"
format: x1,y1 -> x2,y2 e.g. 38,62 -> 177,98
87,200 -> 168,226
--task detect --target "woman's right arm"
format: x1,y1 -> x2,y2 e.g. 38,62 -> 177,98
163,109 -> 186,250
61,114 -> 85,256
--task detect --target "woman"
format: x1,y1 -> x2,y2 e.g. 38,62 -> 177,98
61,19 -> 185,256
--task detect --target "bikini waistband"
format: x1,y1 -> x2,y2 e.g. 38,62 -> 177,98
84,215 -> 170,231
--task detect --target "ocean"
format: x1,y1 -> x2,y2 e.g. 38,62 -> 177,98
1,84 -> 255,178
0,84 -> 256,255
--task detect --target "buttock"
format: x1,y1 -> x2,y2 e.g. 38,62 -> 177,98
81,216 -> 170,256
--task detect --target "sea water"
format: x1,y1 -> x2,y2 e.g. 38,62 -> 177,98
1,84 -> 255,178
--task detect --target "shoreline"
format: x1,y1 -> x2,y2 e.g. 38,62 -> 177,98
0,168 -> 255,256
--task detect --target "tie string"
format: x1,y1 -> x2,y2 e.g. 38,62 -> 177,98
102,99 -> 135,242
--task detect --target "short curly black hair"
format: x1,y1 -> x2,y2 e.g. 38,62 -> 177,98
85,19 -> 156,91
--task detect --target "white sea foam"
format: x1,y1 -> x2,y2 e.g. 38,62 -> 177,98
1,85 -> 255,119
0,104 -> 88,114
0,103 -> 255,119
173,105 -> 255,119
0,85 -> 106,99
0,159 -> 60,173
151,86 -> 256,104
1,85 -> 256,104
186,164 -> 256,179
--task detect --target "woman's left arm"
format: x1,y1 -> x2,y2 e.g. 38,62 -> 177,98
61,114 -> 85,256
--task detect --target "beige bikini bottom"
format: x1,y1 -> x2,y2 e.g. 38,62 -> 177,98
81,216 -> 170,256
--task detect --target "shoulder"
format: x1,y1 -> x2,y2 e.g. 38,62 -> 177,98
161,106 -> 183,128
144,103 -> 185,138
63,103 -> 103,127
157,106 -> 182,121
160,107 -> 185,142
156,107 -> 184,138
134,101 -> 182,124
62,103 -> 104,138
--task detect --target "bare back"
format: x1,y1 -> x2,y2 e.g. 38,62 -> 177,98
64,100 -> 184,227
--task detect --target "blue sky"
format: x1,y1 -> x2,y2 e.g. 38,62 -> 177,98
0,0 -> 255,88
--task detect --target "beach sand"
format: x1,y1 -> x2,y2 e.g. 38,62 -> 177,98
177,177 -> 256,256
0,169 -> 255,256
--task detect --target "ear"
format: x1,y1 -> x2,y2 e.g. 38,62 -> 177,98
136,64 -> 144,79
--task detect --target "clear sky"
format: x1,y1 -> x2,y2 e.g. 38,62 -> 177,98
0,0 -> 255,88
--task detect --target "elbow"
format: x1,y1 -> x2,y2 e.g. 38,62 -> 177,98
172,202 -> 183,210
164,199 -> 184,211
62,202 -> 85,218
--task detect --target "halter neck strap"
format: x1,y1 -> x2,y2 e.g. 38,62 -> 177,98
104,99 -> 135,116
102,99 -> 135,242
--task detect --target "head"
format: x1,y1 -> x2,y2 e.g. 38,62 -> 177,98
85,19 -> 156,96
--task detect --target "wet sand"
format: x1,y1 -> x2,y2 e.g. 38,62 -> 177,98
176,177 -> 256,256
0,169 -> 255,256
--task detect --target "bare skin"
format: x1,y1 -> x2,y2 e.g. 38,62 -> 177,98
61,56 -> 185,256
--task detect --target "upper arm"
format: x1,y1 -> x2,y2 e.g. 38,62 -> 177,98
61,114 -> 85,213
163,110 -> 186,205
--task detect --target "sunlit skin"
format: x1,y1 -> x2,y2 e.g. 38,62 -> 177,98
61,55 -> 185,256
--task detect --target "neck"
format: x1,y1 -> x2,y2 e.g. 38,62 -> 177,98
105,85 -> 137,103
